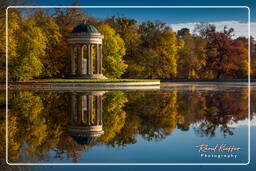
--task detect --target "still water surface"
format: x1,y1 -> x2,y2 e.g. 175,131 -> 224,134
3,83 -> 255,164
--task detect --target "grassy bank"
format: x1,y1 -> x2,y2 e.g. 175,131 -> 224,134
22,78 -> 160,83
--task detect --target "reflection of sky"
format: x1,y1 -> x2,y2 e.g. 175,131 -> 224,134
45,86 -> 250,164
228,118 -> 256,127
8,85 -> 252,170
49,126 -> 249,163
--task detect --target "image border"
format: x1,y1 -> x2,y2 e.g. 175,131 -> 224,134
5,6 -> 251,166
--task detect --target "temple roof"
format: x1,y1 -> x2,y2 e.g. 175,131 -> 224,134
71,23 -> 99,33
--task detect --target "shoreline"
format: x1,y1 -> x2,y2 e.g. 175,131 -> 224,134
1,79 -> 255,90
0,80 -> 161,90
160,79 -> 254,82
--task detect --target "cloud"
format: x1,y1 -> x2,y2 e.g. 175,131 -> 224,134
171,21 -> 256,38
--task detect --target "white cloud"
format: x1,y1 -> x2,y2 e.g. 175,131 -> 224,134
171,21 -> 256,38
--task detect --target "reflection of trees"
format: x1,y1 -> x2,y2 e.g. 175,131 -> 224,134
110,90 -> 183,146
99,92 -> 127,144
194,91 -> 248,137
251,87 -> 256,116
7,91 -> 64,163
176,90 -> 207,131
0,88 -> 250,164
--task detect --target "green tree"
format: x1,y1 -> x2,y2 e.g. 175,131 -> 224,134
0,7 -> 21,81
105,16 -> 141,77
99,92 -> 127,144
7,91 -> 63,162
97,23 -> 127,78
9,16 -> 47,81
29,10 -> 63,78
136,21 -> 180,78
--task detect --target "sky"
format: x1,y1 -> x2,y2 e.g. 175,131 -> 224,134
13,0 -> 256,38
19,0 -> 256,22
84,8 -> 252,38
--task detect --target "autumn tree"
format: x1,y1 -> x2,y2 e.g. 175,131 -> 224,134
96,23 -> 127,78
195,23 -> 248,79
99,92 -> 127,144
27,10 -> 63,78
135,21 -> 180,78
105,16 -> 141,77
52,4 -> 87,76
9,14 -> 47,81
53,3 -> 87,36
177,28 -> 207,79
0,7 -> 21,81
251,37 -> 256,78
177,28 -> 190,38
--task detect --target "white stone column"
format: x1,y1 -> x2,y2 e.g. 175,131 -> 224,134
96,95 -> 99,125
96,44 -> 100,74
87,44 -> 91,75
100,95 -> 103,125
88,95 -> 93,125
90,44 -> 93,75
99,44 -> 103,74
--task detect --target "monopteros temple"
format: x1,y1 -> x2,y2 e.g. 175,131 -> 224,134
67,23 -> 106,79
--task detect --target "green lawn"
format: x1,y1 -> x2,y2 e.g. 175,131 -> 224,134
23,78 -> 160,83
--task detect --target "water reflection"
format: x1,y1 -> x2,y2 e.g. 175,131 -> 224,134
1,86 -> 251,164
67,92 -> 104,145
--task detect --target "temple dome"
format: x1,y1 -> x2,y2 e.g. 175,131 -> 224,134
71,135 -> 97,145
71,23 -> 99,33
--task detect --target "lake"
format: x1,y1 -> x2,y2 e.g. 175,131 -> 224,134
2,82 -> 255,165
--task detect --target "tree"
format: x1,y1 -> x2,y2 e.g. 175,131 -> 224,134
99,92 -> 127,144
177,28 -> 190,38
232,38 -> 248,78
177,29 -> 207,79
9,16 -> 47,81
53,2 -> 87,36
96,23 -> 127,78
251,37 -> 256,78
136,21 -> 180,78
105,16 -> 141,77
52,3 -> 88,76
0,7 -> 21,81
195,23 -> 248,79
28,10 -> 63,78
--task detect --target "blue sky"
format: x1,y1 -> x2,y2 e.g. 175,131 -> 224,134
15,0 -> 256,37
24,0 -> 256,22
83,8 -> 249,24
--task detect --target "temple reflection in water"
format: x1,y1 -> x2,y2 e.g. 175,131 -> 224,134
66,91 -> 105,145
